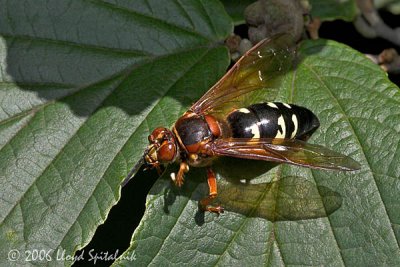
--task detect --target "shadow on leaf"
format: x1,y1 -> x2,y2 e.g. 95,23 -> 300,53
157,159 -> 342,223
213,176 -> 342,222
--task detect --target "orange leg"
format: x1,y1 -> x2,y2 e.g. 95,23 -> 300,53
173,162 -> 189,187
199,168 -> 224,214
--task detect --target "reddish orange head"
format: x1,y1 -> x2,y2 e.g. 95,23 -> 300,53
144,127 -> 178,172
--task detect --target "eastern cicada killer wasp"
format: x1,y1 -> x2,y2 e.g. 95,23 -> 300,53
123,33 -> 360,214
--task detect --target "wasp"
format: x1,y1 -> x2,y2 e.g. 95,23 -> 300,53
124,34 -> 360,214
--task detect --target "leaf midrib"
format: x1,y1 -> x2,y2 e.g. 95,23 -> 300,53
0,43 -> 221,129
90,0 -> 213,41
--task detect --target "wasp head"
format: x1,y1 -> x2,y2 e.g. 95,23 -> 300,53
144,127 -> 178,173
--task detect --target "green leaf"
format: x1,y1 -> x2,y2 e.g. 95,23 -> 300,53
0,0 -> 232,266
309,0 -> 358,21
115,40 -> 400,266
220,0 -> 253,25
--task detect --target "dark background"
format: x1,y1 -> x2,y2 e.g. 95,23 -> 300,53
72,10 -> 400,267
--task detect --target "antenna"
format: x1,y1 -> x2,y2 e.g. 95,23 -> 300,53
121,157 -> 145,187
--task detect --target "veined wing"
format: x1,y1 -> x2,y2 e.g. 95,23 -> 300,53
210,138 -> 361,171
190,33 -> 296,117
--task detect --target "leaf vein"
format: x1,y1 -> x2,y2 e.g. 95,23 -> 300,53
89,0 -> 211,41
305,61 -> 400,253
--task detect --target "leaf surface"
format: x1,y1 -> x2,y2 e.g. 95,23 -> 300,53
0,0 -> 232,266
309,0 -> 358,21
220,0 -> 253,25
115,39 -> 400,266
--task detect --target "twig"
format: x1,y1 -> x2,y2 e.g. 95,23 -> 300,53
355,0 -> 400,46
366,48 -> 400,74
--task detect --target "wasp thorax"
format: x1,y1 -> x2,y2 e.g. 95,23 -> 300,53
144,127 -> 178,168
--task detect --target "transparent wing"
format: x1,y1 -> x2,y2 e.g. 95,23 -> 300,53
210,138 -> 361,171
190,33 -> 296,117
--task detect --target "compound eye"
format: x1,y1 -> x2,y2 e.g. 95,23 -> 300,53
158,142 -> 176,163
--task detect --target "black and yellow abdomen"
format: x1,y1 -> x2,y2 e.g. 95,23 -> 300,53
227,102 -> 320,140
